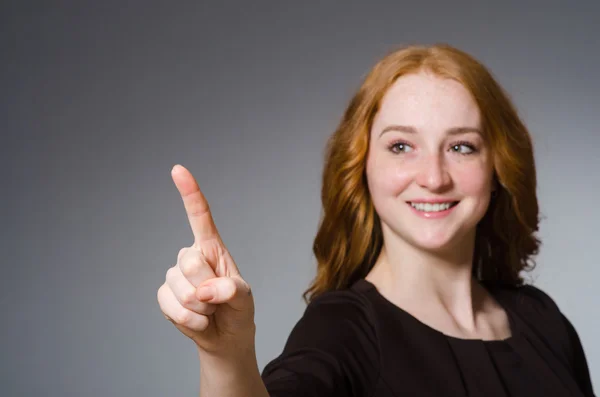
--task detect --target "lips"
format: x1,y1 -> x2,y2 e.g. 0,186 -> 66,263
405,200 -> 460,218
407,201 -> 460,211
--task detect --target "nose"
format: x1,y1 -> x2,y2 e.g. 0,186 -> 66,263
414,152 -> 451,192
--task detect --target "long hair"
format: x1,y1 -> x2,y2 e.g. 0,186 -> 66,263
303,43 -> 540,304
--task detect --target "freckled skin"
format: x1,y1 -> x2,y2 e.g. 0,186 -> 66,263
366,71 -> 495,252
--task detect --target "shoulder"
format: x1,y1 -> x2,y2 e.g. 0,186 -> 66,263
306,285 -> 374,319
483,280 -> 562,315
261,286 -> 380,396
516,283 -> 561,309
485,281 -> 569,342
287,286 -> 377,349
488,281 -> 595,393
486,281 -> 575,356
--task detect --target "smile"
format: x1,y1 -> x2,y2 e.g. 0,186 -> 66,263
408,201 -> 459,212
406,201 -> 460,218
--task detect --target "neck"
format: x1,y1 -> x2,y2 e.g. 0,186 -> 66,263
367,225 -> 482,313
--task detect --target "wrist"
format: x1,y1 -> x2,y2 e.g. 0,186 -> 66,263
197,340 -> 258,372
198,344 -> 265,397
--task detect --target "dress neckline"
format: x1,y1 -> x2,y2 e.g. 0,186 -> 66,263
354,278 -> 521,347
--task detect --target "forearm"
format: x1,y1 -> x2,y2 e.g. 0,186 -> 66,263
198,346 -> 270,397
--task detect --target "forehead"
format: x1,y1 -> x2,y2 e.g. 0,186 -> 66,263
372,72 -> 481,132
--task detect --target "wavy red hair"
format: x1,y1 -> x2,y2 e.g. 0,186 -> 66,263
303,43 -> 540,303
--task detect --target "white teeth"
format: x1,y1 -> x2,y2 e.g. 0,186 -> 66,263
409,202 -> 456,212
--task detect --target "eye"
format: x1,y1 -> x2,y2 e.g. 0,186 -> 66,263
450,141 -> 477,155
389,141 -> 414,154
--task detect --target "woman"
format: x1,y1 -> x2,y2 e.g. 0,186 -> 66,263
157,44 -> 595,396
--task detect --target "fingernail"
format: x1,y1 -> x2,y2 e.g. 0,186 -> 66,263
196,286 -> 214,301
172,164 -> 183,174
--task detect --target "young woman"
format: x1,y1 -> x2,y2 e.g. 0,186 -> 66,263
157,44 -> 595,396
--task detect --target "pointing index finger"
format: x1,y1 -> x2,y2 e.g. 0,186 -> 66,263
171,164 -> 220,246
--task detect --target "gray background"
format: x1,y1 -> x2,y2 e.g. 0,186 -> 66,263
2,1 -> 599,395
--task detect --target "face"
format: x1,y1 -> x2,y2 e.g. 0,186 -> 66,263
366,71 -> 495,253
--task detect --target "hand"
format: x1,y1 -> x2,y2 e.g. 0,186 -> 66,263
157,164 -> 255,355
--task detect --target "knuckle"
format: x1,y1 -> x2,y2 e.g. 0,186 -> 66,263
233,277 -> 251,297
165,266 -> 177,283
157,284 -> 167,305
193,315 -> 210,332
157,285 -> 177,319
175,309 -> 191,325
177,247 -> 187,262
228,277 -> 239,291
189,200 -> 210,218
179,256 -> 201,277
180,290 -> 196,307
179,261 -> 200,277
221,277 -> 238,300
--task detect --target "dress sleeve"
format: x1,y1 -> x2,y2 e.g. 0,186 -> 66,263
261,290 -> 380,397
561,313 -> 596,396
520,284 -> 596,396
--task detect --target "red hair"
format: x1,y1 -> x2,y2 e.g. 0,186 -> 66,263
304,43 -> 540,303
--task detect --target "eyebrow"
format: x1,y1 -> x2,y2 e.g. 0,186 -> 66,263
379,125 -> 482,137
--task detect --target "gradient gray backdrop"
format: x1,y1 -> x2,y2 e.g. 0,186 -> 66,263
2,1 -> 599,396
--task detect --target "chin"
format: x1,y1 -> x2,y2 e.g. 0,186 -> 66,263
410,237 -> 456,253
409,225 -> 477,254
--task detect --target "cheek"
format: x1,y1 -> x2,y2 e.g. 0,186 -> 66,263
454,166 -> 493,196
366,157 -> 413,198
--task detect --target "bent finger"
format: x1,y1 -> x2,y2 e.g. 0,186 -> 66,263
178,247 -> 218,287
158,283 -> 211,332
196,276 -> 252,311
165,266 -> 217,315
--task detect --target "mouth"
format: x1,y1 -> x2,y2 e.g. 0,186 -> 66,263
406,201 -> 460,213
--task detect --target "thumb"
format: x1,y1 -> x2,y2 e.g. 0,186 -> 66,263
195,276 -> 252,311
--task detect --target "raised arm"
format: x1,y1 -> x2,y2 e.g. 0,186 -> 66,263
157,164 -> 269,397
